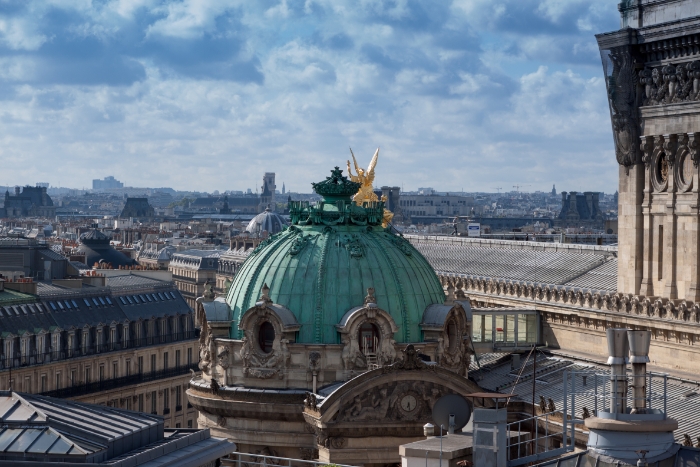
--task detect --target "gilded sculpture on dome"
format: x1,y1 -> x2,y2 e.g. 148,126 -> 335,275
347,147 -> 394,227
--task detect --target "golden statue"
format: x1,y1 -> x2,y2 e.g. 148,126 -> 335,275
347,147 -> 394,227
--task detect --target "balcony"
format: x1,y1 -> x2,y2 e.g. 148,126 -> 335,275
40,363 -> 200,399
176,405 -> 182,412
163,408 -> 171,415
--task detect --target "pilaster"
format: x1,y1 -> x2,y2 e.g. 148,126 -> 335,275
662,134 -> 678,299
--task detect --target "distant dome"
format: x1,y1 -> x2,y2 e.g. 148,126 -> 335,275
245,208 -> 287,235
78,229 -> 136,268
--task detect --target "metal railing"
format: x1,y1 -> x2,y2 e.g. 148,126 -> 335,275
40,363 -> 199,398
505,369 -> 671,466
0,331 -> 198,371
224,452 -> 356,467
507,370 -> 574,466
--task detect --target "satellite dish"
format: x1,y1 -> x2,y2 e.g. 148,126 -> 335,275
432,394 -> 472,433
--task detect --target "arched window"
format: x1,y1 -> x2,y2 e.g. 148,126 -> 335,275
258,322 -> 275,353
358,322 -> 380,355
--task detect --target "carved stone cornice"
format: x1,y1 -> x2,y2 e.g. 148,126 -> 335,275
438,273 -> 700,333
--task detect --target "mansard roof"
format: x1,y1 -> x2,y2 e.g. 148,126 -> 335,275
408,236 -> 617,292
0,278 -> 190,336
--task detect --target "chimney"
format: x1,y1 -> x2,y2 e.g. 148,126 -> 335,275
628,330 -> 651,414
606,328 -> 630,414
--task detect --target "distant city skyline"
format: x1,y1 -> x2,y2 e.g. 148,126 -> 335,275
0,1 -> 619,193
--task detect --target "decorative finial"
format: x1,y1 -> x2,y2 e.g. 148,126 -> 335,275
203,280 -> 215,301
259,283 -> 272,304
364,287 -> 376,305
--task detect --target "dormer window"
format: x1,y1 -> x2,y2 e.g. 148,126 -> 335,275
258,322 -> 275,354
359,322 -> 380,355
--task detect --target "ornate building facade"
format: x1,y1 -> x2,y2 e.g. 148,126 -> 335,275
597,0 -> 700,301
188,168 -> 477,466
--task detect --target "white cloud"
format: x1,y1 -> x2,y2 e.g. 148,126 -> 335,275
0,0 -> 620,194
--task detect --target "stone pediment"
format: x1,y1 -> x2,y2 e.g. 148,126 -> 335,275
303,345 -> 484,444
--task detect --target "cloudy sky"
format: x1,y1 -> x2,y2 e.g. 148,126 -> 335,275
0,0 -> 620,193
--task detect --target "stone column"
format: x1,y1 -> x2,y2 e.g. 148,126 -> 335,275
620,163 -> 646,296
687,133 -> 700,301
639,137 -> 654,296
663,134 -> 678,299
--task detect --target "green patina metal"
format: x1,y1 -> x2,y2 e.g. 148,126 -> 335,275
0,288 -> 36,307
226,167 -> 445,344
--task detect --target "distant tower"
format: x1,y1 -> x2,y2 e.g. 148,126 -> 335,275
551,184 -> 556,196
260,173 -> 276,212
282,183 -> 285,195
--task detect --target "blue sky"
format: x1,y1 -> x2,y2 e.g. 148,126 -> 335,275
0,0 -> 620,193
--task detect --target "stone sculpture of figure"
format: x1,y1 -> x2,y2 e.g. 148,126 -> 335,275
239,337 -> 251,363
380,338 -> 397,365
353,388 -> 391,421
547,398 -> 556,413
436,336 -> 445,364
341,334 -> 352,371
280,339 -> 291,368
348,396 -> 363,418
684,434 -> 693,447
539,396 -> 547,413
581,407 -> 590,419
424,388 -> 441,410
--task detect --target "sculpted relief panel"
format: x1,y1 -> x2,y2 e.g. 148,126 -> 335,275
336,381 -> 452,423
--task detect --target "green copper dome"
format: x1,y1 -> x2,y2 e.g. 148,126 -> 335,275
226,167 -> 445,344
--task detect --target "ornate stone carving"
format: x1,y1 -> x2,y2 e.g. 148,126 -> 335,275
337,379 -> 452,424
605,46 -> 642,168
289,233 -> 310,256
299,447 -> 319,461
324,437 -> 347,449
216,416 -> 227,427
641,60 -> 700,106
217,347 -> 230,369
305,392 -> 319,410
690,133 -> 700,168
383,345 -> 434,373
309,351 -> 321,371
364,287 -> 376,305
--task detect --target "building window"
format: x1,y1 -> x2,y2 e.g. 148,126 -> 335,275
164,352 -> 169,371
113,362 -> 118,379
175,350 -> 181,368
151,391 -> 157,414
138,356 -> 143,375
40,374 -> 46,393
176,423 -> 181,428
85,367 -> 91,384
163,389 -> 170,414
70,370 -> 76,387
258,322 -> 275,353
187,348 -> 192,366
24,377 -> 31,392
176,386 -> 182,410
359,322 -> 380,355
54,373 -> 60,390
126,360 -> 131,376
151,354 -> 156,374
139,393 -> 144,412
187,420 -> 192,428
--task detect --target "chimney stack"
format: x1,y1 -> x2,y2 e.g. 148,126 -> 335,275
606,328 -> 630,414
628,330 -> 651,414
